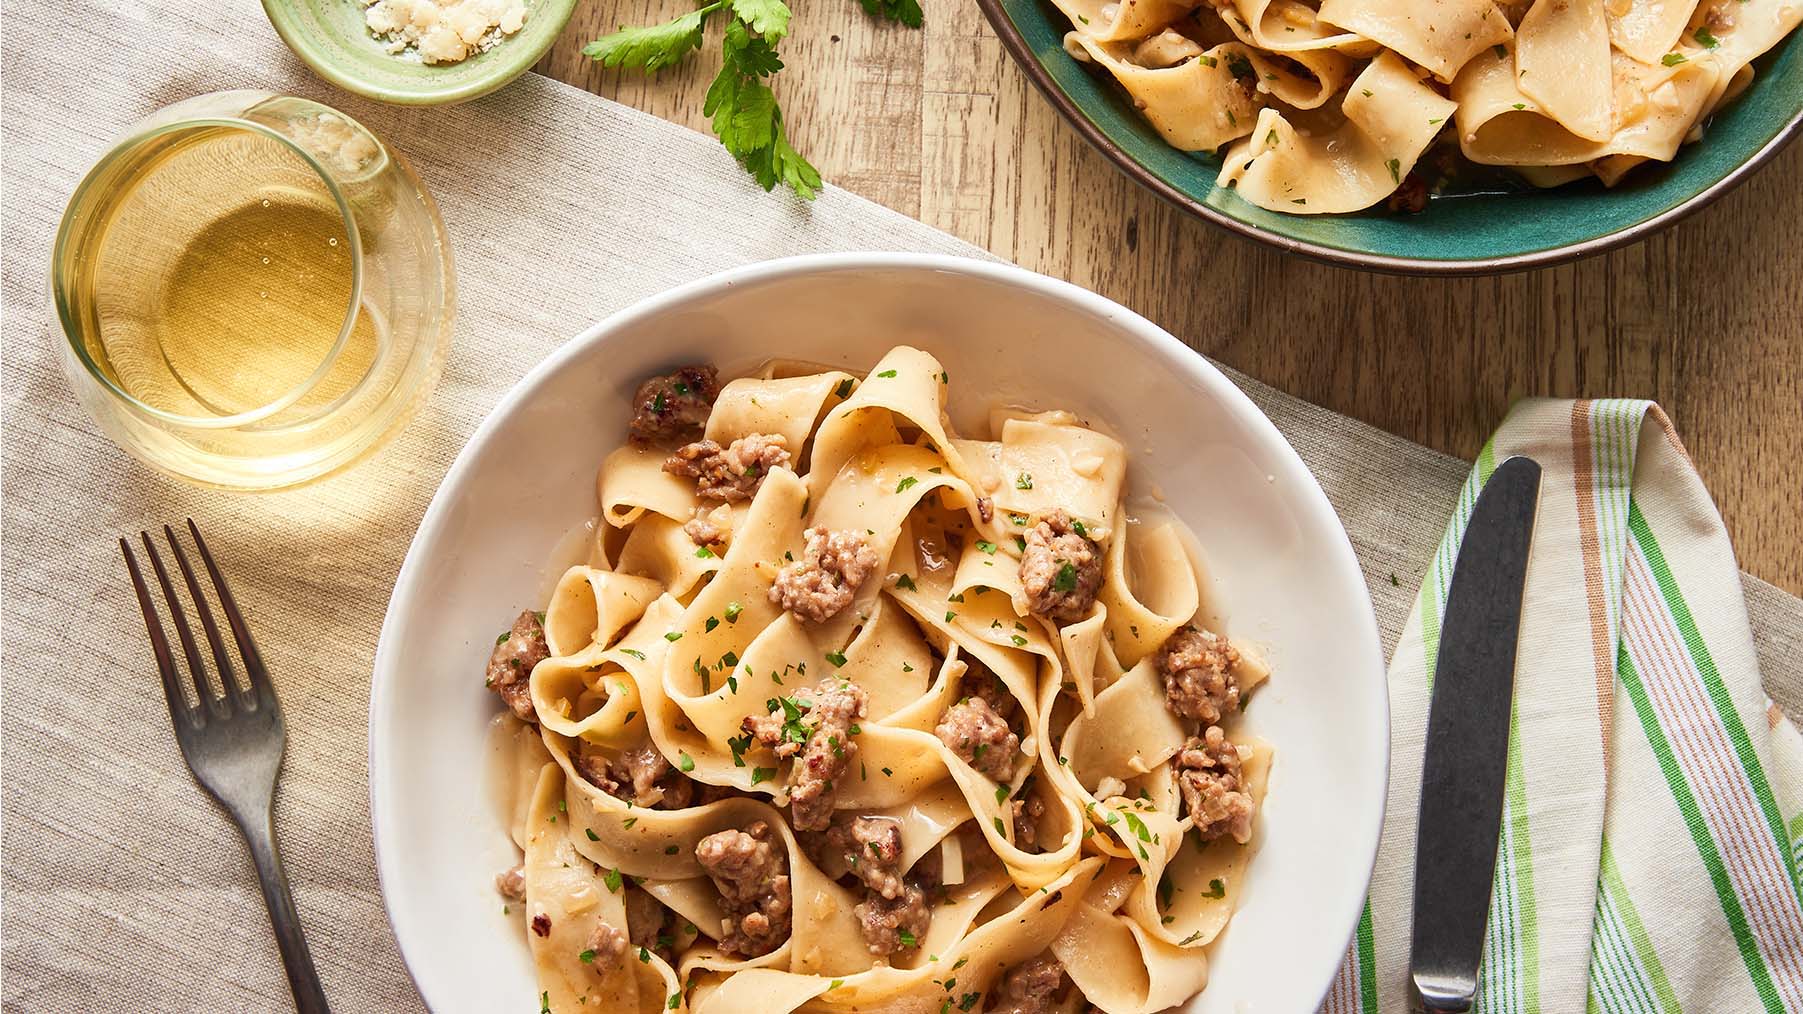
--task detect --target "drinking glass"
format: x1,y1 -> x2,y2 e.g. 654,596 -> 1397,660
53,90 -> 454,491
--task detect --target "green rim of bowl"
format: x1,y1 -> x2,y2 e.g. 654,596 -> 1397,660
977,0 -> 1803,274
263,0 -> 579,106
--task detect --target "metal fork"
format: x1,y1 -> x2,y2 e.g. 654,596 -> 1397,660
121,520 -> 331,1014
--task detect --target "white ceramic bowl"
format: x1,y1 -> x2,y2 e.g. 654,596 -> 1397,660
371,253 -> 1387,1012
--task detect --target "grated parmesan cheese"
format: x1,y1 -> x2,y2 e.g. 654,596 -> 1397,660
360,0 -> 527,65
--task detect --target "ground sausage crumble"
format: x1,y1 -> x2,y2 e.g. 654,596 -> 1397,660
1157,625 -> 1242,724
802,814 -> 907,900
628,365 -> 719,445
935,695 -> 1018,781
1018,509 -> 1104,624
486,610 -> 549,721
768,527 -> 880,623
989,954 -> 1069,1014
742,679 -> 868,831
664,432 -> 792,502
1175,724 -> 1256,844
695,821 -> 792,957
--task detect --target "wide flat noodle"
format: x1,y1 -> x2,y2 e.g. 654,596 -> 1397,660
1517,0 -> 1616,141
1453,44 -> 1720,167
1218,51 -> 1459,214
1039,0 -> 1798,210
488,348 -> 1275,1013
1316,0 -> 1512,81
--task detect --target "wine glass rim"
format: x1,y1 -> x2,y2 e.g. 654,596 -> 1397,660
52,112 -> 367,430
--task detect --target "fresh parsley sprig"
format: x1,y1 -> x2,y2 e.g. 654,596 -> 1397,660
858,0 -> 923,28
583,0 -> 919,198
706,15 -> 820,198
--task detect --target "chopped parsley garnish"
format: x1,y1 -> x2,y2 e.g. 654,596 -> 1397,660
664,631 -> 683,642
1204,878 -> 1226,898
1051,561 -> 1079,593
679,751 -> 696,772
620,648 -> 646,660
834,378 -> 855,398
945,611 -> 958,623
705,616 -> 719,632
1386,157 -> 1401,184
604,867 -> 624,893
876,368 -> 899,378
1010,635 -> 1028,647
895,573 -> 917,591
586,828 -> 600,841
495,631 -> 510,646
761,695 -> 815,748
622,816 -> 638,829
1694,25 -> 1720,48
1123,811 -> 1153,842
898,928 -> 918,948
1014,472 -> 1033,490
751,766 -> 775,785
825,649 -> 848,666
1663,52 -> 1688,65
725,601 -> 743,622
695,544 -> 716,558
896,476 -> 919,493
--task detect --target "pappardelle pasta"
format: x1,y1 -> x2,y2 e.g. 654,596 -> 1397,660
1055,0 -> 1802,213
485,347 -> 1272,1013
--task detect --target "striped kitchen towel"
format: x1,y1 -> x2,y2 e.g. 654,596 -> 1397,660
1320,399 -> 1803,1014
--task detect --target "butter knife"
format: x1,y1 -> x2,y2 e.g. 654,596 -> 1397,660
1408,455 -> 1543,1013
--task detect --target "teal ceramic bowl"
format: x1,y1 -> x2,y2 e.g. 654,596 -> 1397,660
977,0 -> 1803,274
264,0 -> 578,106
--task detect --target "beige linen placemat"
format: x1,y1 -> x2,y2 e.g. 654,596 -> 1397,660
4,2 -> 1800,1010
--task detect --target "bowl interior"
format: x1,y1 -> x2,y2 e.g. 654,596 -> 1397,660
987,0 -> 1803,270
370,255 -> 1387,1011
263,0 -> 577,105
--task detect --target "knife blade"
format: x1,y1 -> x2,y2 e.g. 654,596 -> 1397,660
1408,454 -> 1543,1013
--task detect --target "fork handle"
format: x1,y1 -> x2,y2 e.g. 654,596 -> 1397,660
237,805 -> 332,1014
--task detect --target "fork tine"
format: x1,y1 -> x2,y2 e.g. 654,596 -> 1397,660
164,523 -> 247,704
139,530 -> 225,715
121,538 -> 199,730
187,519 -> 276,712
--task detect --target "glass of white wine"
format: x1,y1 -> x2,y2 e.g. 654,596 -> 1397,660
53,90 -> 455,491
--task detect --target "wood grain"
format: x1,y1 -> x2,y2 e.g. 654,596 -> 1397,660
539,4 -> 1803,596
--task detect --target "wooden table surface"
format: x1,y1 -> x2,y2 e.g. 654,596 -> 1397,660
538,2 -> 1803,596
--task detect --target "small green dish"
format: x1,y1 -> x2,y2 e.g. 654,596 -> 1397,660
264,0 -> 579,106
977,0 -> 1803,274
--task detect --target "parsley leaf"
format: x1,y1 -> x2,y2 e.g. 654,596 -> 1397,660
582,5 -> 715,72
858,0 -> 924,27
731,0 -> 792,38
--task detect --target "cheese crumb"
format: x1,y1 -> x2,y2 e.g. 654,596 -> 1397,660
361,0 -> 528,65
